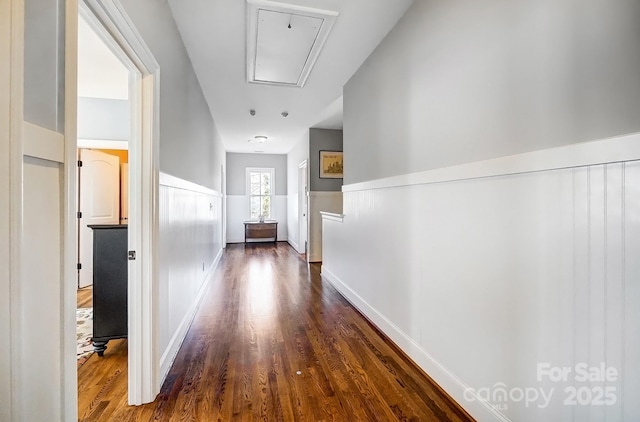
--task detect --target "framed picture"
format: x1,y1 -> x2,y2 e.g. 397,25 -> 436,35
319,150 -> 343,179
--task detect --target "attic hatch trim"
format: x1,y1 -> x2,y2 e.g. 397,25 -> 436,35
246,0 -> 338,88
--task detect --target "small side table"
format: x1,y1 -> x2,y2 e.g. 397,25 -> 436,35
244,220 -> 278,244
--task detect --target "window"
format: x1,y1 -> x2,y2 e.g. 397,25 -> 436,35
246,168 -> 274,219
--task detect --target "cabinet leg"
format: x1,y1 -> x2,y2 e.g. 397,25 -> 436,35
93,340 -> 108,357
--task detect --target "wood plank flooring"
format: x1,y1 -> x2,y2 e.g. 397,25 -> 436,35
78,243 -> 474,421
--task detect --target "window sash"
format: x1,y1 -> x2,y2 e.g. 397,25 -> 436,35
246,167 -> 274,219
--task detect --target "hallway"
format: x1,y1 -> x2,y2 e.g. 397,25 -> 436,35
79,243 -> 472,421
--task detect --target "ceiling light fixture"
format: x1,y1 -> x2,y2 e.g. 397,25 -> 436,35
248,135 -> 268,143
250,109 -> 256,116
281,111 -> 289,117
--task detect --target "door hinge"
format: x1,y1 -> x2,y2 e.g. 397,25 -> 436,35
128,251 -> 136,260
77,263 -> 82,270
77,160 -> 83,167
77,211 -> 82,219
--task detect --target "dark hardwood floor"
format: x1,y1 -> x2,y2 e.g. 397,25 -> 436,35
78,243 -> 474,421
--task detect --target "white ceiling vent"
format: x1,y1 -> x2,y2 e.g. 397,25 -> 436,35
246,0 -> 338,88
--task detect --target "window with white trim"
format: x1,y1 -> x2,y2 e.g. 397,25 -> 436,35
246,167 -> 274,219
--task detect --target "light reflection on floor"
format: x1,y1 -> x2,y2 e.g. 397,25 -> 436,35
247,259 -> 275,317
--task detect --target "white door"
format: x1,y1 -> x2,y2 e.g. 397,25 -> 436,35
298,162 -> 308,256
78,149 -> 120,288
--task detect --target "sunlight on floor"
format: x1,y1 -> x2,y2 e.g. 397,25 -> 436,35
248,260 -> 275,316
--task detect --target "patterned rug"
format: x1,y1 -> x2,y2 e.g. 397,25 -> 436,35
77,307 -> 93,366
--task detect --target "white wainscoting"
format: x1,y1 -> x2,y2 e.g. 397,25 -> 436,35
158,173 -> 223,381
322,135 -> 640,422
226,195 -> 288,243
308,191 -> 342,262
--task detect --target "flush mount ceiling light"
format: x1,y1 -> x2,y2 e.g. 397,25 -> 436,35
248,135 -> 269,143
246,0 -> 338,88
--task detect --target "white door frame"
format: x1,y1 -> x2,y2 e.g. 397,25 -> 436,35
0,0 -> 24,419
221,164 -> 227,248
70,0 -> 160,408
298,160 -> 308,256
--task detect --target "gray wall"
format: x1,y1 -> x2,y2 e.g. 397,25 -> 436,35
77,97 -> 130,141
344,0 -> 640,185
24,0 -> 65,132
226,153 -> 287,196
121,0 -> 225,191
309,128 -> 343,191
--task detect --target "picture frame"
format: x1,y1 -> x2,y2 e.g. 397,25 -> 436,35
319,150 -> 343,179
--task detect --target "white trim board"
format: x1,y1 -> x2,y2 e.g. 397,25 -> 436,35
287,238 -> 300,251
320,211 -> 343,223
1,0 -> 25,419
320,266 -> 510,422
23,122 -> 65,163
63,1 -> 79,420
77,138 -> 128,150
160,172 -> 222,197
343,132 -> 640,193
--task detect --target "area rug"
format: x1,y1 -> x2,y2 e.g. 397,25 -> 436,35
77,307 -> 93,366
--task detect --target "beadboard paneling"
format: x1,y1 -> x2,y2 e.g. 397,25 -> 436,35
158,174 -> 223,379
323,155 -> 640,421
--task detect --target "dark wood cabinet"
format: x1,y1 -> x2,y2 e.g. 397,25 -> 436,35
244,221 -> 278,243
88,224 -> 128,356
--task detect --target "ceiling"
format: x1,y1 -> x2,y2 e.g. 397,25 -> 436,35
167,0 -> 414,154
77,14 -> 129,100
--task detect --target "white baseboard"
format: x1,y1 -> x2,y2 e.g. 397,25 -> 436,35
287,238 -> 299,252
320,266 -> 511,422
159,247 -> 223,383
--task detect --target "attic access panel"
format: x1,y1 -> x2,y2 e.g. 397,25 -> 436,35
247,0 -> 338,87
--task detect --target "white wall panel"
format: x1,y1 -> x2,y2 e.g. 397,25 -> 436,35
20,157 -> 63,421
0,0 -> 12,415
158,173 -> 223,380
226,195 -> 287,243
623,162 -> 640,421
323,152 -> 640,421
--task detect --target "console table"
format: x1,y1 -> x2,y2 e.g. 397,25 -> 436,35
88,224 -> 128,356
244,220 -> 278,244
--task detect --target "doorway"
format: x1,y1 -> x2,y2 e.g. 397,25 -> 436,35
298,160 -> 308,259
76,6 -> 132,406
69,0 -> 160,408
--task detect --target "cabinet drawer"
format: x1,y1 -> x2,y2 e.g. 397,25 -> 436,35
247,223 -> 273,231
246,227 -> 276,238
